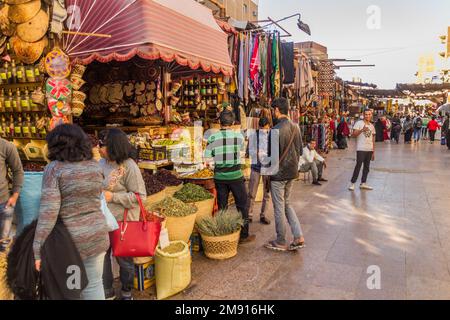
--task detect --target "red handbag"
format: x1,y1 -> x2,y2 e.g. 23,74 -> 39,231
110,194 -> 163,257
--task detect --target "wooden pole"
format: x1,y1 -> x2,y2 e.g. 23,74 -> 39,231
62,31 -> 112,38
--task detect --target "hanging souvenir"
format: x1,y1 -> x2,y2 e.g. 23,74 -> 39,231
47,98 -> 71,117
49,115 -> 69,131
46,78 -> 72,100
45,48 -> 71,79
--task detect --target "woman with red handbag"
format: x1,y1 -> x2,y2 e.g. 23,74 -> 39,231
99,129 -> 147,301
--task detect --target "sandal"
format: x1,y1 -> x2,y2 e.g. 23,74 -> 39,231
289,241 -> 305,251
264,241 -> 288,252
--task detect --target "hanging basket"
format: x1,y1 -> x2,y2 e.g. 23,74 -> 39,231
144,189 -> 167,209
0,238 -> 13,300
163,212 -> 197,243
200,229 -> 240,260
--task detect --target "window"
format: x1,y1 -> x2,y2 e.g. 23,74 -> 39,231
243,3 -> 248,17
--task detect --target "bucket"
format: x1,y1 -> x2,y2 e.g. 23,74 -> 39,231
155,241 -> 191,300
163,211 -> 197,243
16,172 -> 43,236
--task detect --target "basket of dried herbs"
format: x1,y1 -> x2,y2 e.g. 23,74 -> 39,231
174,184 -> 214,224
150,197 -> 197,243
196,210 -> 243,260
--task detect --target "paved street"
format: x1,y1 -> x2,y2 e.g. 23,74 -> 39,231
158,136 -> 450,300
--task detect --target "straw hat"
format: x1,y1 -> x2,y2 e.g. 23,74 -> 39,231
4,0 -> 35,4
0,5 -> 16,37
17,9 -> 48,42
10,35 -> 48,64
8,0 -> 41,24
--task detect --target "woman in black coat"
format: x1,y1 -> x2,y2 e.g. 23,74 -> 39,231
375,118 -> 384,142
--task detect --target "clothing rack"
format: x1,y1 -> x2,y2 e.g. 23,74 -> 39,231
300,124 -> 328,152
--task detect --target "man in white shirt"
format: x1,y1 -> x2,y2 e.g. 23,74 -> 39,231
298,138 -> 327,186
349,109 -> 376,191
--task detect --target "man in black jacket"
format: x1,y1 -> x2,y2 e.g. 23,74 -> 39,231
265,98 -> 305,252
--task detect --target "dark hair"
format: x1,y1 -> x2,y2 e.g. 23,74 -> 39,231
103,128 -> 137,164
271,98 -> 289,115
47,124 -> 93,162
220,110 -> 235,126
432,115 -> 436,120
306,137 -> 316,144
259,117 -> 270,128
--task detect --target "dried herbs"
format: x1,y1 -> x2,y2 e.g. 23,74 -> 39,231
155,169 -> 182,186
150,197 -> 197,217
142,171 -> 165,195
196,210 -> 243,236
174,183 -> 213,203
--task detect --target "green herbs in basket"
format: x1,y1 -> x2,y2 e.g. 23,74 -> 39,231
196,210 -> 244,237
174,183 -> 213,203
151,197 -> 197,217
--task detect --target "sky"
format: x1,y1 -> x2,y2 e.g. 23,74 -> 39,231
258,0 -> 450,89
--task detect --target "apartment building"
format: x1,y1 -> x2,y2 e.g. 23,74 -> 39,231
197,0 -> 259,21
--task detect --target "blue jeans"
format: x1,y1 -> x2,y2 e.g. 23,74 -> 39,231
81,253 -> 106,300
270,180 -> 303,245
413,128 -> 422,141
0,202 -> 14,250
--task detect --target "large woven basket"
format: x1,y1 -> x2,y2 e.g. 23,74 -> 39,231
144,190 -> 166,209
163,212 -> 197,243
194,198 -> 215,224
164,184 -> 183,197
200,229 -> 240,260
0,238 -> 13,300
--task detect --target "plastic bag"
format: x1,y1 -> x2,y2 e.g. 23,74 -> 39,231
101,193 -> 119,232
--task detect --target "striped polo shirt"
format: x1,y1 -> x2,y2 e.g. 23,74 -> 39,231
205,129 -> 245,181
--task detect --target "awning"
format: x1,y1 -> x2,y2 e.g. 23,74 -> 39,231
63,0 -> 234,76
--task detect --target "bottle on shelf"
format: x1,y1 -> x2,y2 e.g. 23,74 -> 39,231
14,114 -> 22,138
11,60 -> 17,84
1,116 -> 7,138
6,62 -> 12,84
22,114 -> 32,138
5,90 -> 13,113
0,63 -> 7,85
34,65 -> 42,82
17,63 -> 26,84
31,114 -> 38,138
9,114 -> 14,138
14,88 -> 22,113
26,65 -> 36,83
0,89 -> 4,113
21,89 -> 31,112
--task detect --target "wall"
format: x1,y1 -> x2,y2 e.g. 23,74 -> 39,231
199,0 -> 259,21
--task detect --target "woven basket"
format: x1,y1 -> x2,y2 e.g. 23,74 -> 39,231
200,229 -> 240,260
144,189 -> 166,209
194,198 -> 215,224
0,238 -> 13,300
164,184 -> 183,197
163,212 -> 197,243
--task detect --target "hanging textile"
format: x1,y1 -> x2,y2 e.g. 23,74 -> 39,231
281,42 -> 295,84
238,34 -> 245,100
271,33 -> 281,98
259,34 -> 267,96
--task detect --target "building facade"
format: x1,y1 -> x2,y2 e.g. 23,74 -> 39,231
198,0 -> 258,21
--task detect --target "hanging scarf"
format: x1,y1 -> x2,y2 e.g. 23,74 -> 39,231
259,34 -> 267,96
250,34 -> 262,97
272,33 -> 281,98
238,34 -> 245,100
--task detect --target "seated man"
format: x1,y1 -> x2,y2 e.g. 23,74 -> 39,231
298,138 -> 328,186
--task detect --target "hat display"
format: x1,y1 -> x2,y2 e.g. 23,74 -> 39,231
45,48 -> 71,79
8,0 -> 41,24
4,0 -> 35,4
70,74 -> 86,91
16,9 -> 48,42
0,5 -> 16,37
10,35 -> 48,64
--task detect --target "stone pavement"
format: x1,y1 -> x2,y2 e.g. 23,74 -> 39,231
140,137 -> 450,300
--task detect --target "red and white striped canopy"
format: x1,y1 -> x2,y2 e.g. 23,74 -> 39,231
63,0 -> 234,75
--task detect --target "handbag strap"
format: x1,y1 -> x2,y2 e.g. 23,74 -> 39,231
279,123 -> 297,164
122,193 -> 147,223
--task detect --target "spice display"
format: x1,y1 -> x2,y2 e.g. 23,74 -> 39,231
155,169 -> 182,187
23,162 -> 45,172
142,171 -> 166,195
174,183 -> 213,203
150,197 -> 197,217
196,210 -> 243,237
185,168 -> 214,179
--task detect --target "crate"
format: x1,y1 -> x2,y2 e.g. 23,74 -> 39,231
134,259 -> 156,291
138,146 -> 168,161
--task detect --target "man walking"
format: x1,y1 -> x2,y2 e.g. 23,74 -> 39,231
0,137 -> 24,251
349,109 -> 376,191
205,108 -> 255,244
265,98 -> 305,252
413,114 -> 423,142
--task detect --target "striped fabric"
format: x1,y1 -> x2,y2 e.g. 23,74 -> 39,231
64,0 -> 233,76
205,130 -> 245,181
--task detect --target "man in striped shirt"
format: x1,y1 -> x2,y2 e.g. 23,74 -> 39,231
205,109 -> 256,243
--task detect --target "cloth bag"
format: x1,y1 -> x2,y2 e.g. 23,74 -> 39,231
100,193 -> 119,232
110,194 -> 163,257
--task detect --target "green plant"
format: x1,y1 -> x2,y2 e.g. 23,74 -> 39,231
174,183 -> 213,203
196,210 -> 244,237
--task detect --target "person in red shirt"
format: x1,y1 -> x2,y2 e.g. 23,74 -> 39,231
427,116 -> 441,144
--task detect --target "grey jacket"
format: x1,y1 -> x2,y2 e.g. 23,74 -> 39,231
0,138 -> 24,203
269,117 -> 303,182
99,158 -> 147,222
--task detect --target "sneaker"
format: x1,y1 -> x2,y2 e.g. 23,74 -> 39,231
348,184 -> 355,191
360,183 -> 373,190
259,217 -> 271,225
318,178 -> 328,182
120,291 -> 133,300
239,234 -> 256,244
312,181 -> 322,186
